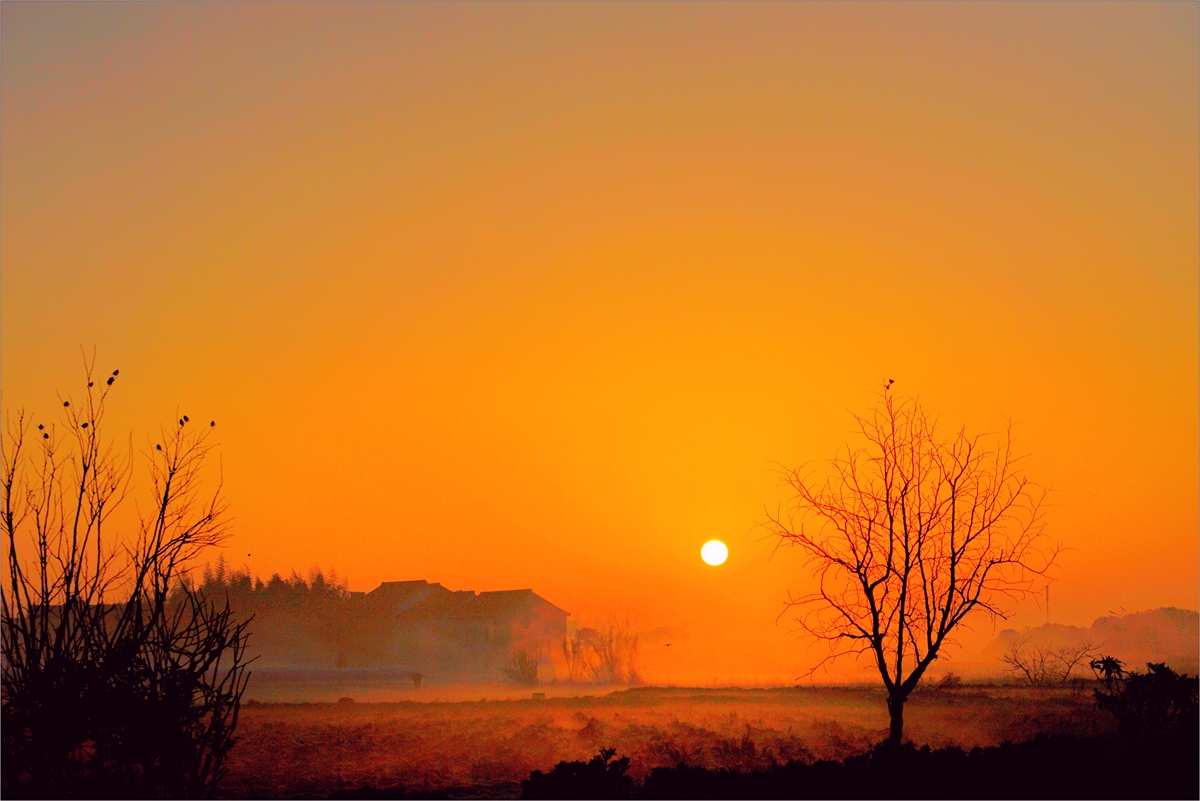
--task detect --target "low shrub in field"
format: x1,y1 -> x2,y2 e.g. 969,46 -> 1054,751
522,748 -> 632,800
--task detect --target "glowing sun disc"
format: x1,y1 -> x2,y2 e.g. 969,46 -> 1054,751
701,540 -> 729,566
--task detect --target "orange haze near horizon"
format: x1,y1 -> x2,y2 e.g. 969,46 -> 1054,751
3,3 -> 1196,682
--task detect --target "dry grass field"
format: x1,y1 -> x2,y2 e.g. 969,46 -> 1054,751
221,684 -> 1110,799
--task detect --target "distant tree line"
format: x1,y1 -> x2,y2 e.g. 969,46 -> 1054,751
183,558 -> 352,616
186,559 -> 382,669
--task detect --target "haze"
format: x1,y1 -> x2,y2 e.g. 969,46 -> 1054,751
2,2 -> 1196,683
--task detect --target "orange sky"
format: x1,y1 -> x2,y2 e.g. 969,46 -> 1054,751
3,3 -> 1197,682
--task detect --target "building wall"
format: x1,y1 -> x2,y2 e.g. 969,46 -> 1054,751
238,593 -> 569,682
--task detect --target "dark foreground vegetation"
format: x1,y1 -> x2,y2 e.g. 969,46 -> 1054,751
517,734 -> 1198,800
324,731 -> 1198,801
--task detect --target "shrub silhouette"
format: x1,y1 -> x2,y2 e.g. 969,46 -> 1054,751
522,748 -> 633,800
1091,658 -> 1198,746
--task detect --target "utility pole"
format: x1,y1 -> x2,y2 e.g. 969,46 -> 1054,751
1046,586 -> 1050,626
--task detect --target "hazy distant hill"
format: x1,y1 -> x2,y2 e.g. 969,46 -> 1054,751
983,607 -> 1198,675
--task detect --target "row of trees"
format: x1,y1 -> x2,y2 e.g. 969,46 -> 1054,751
186,559 -> 351,614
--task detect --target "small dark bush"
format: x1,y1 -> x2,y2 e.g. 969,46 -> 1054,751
522,748 -> 633,800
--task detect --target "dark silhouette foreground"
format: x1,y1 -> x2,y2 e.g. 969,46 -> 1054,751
325,729 -> 1198,800
520,733 -> 1198,800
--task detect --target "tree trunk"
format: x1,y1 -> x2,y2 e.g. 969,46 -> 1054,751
886,693 -> 905,748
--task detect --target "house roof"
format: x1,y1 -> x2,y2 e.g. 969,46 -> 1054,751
365,580 -> 451,616
363,581 -> 569,620
445,589 -> 569,620
395,589 -> 476,623
367,580 -> 435,601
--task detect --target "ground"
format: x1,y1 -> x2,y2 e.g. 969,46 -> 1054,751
221,684 -> 1109,799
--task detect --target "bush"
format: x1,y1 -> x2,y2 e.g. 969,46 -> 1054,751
503,645 -> 543,687
523,748 -> 633,800
1091,657 -> 1199,747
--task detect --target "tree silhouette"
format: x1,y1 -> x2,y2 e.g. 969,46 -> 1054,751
1001,638 -> 1099,686
560,621 -> 642,685
1091,657 -> 1198,746
502,644 -> 543,686
1,358 -> 250,797
766,388 -> 1056,747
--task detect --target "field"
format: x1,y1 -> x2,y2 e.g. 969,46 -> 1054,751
221,684 -> 1109,799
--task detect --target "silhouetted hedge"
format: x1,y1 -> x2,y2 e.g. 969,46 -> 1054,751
521,733 -> 1199,800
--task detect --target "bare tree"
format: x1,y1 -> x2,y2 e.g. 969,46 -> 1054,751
561,620 -> 642,685
588,620 -> 641,685
1001,638 -> 1099,685
1,359 -> 251,797
1000,639 -> 1054,686
562,630 -> 597,683
766,387 -> 1056,747
1053,639 -> 1099,682
502,643 -> 544,687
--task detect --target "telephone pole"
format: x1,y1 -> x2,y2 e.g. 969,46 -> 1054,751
1045,586 -> 1050,626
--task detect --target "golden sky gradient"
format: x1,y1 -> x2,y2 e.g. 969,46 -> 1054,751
3,3 -> 1196,681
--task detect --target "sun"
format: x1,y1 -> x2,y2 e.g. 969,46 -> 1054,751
700,540 -> 728,566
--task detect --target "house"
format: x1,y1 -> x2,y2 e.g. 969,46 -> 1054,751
361,580 -> 570,682
235,578 -> 569,682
